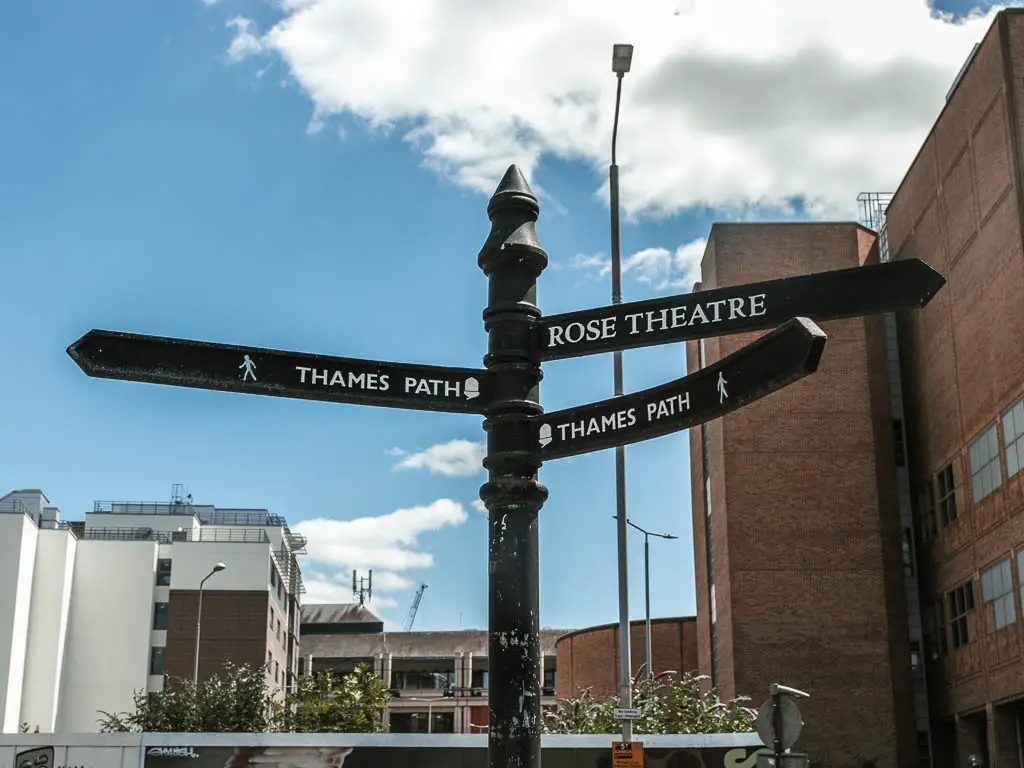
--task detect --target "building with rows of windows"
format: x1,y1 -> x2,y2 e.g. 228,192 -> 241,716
689,8 -> 1024,768
0,488 -> 304,733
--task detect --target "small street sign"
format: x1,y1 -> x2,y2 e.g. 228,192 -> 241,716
537,317 -> 826,460
613,707 -> 642,720
611,741 -> 644,768
67,329 -> 491,414
756,693 -> 804,751
537,258 -> 945,361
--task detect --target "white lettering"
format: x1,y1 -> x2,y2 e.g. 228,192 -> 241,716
379,374 -> 390,391
646,393 -> 691,422
671,306 -> 687,328
749,293 -> 766,316
625,313 -> 643,335
707,300 -> 727,322
295,366 -> 311,383
689,304 -> 709,324
311,368 -> 328,385
727,297 -> 746,319
646,309 -> 670,333
564,322 -> 585,344
556,408 -> 636,444
330,370 -> 345,386
549,325 -> 565,347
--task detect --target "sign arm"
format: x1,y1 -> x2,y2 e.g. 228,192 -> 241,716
538,258 -> 943,360
537,317 -> 827,460
67,329 -> 492,415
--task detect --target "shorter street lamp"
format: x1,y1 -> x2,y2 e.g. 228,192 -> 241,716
193,562 -> 227,686
618,517 -> 678,679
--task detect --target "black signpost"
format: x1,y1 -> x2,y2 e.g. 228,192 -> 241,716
68,164 -> 945,768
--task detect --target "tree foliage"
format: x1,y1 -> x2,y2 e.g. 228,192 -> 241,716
98,662 -> 390,733
543,670 -> 757,735
276,667 -> 390,733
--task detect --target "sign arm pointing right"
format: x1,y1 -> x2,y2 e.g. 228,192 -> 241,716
537,317 -> 827,460
538,258 -> 943,360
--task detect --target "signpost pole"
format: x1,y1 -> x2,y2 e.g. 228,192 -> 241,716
771,684 -> 784,767
478,165 -> 549,768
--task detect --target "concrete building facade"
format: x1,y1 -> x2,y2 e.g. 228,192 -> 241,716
554,617 -> 699,700
0,489 -> 304,734
298,604 -> 568,734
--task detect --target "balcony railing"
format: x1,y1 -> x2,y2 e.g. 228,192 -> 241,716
79,526 -> 270,544
0,499 -> 36,522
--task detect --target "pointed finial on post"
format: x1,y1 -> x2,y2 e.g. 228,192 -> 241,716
479,165 -> 547,274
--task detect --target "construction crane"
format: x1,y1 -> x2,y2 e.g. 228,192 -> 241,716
404,584 -> 427,631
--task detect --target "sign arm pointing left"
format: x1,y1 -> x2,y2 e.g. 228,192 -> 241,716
67,329 -> 492,415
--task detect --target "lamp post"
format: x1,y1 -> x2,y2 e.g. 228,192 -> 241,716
193,562 -> 226,686
625,518 -> 678,679
610,41 -> 635,744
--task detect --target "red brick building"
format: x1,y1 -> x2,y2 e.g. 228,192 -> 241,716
554,617 -> 699,699
688,9 -> 1024,768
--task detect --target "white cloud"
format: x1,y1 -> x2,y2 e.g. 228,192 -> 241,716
201,0 -> 220,6
223,1 -> 1000,219
568,238 -> 706,292
471,499 -> 486,514
303,573 -> 400,608
295,498 -> 468,572
393,439 -> 485,477
226,17 -> 263,62
384,446 -> 408,457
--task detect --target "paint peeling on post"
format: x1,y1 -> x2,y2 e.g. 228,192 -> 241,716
478,165 -> 548,768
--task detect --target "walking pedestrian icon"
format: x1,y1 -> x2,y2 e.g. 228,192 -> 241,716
239,355 -> 257,382
717,371 -> 728,403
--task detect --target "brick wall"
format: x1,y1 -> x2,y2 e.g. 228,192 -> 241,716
554,618 -> 698,699
165,590 -> 277,684
689,223 -> 916,767
888,7 -> 1024,729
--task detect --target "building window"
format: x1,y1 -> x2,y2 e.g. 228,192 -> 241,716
156,559 -> 172,587
893,419 -> 906,466
270,564 -> 277,587
274,661 -> 279,684
918,482 -> 937,541
1003,397 -> 1024,479
150,647 -> 166,676
276,618 -> 282,642
1015,551 -> 1024,626
269,608 -> 274,629
471,669 -> 489,689
923,600 -> 947,660
153,602 -> 169,630
947,581 -> 975,650
969,425 -> 1002,503
938,464 -> 957,526
267,651 -> 272,666
981,558 -> 1016,630
543,668 -> 556,693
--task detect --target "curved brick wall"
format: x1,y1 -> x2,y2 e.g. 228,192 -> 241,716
554,617 -> 698,699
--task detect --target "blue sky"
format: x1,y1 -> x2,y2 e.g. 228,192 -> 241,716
0,0 -> 1002,632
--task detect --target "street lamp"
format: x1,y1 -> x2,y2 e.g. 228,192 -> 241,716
624,518 -> 678,679
610,41 -> 635,744
193,562 -> 227,686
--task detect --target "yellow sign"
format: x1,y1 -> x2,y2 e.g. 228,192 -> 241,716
611,741 -> 644,767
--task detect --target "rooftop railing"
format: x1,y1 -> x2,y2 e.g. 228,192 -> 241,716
79,526 -> 270,544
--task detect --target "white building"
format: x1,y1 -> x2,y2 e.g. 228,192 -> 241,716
0,489 -> 305,734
